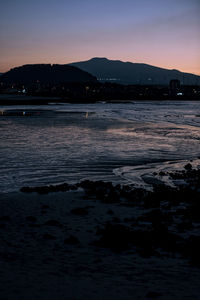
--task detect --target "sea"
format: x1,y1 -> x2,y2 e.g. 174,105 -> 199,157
1,100 -> 200,193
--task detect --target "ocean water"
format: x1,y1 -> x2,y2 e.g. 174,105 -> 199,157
1,101 -> 200,193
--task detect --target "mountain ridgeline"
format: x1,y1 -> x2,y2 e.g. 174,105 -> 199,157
69,58 -> 200,86
1,64 -> 97,84
1,59 -> 200,86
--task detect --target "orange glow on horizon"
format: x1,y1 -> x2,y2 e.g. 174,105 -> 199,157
1,0 -> 199,77
0,57 -> 199,76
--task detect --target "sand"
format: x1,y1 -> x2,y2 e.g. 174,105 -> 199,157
1,169 -> 200,300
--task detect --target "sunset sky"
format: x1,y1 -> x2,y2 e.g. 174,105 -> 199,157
0,0 -> 199,74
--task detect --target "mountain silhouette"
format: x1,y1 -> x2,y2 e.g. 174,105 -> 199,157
69,57 -> 200,85
1,64 -> 97,84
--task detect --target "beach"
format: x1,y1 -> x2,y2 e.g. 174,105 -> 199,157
1,169 -> 200,299
1,101 -> 200,299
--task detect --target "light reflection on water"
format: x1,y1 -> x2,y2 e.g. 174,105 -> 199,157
0,101 -> 200,193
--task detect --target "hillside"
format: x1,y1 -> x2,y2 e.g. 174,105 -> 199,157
1,64 -> 97,84
70,58 -> 200,85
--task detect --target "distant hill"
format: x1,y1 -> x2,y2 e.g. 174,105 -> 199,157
70,58 -> 200,85
1,64 -> 97,84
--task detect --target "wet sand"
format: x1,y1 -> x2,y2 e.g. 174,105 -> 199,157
1,164 -> 200,299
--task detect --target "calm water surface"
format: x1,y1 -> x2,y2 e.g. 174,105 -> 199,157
1,101 -> 200,193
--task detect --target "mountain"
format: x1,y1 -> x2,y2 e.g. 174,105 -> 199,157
69,58 -> 200,85
1,64 -> 97,84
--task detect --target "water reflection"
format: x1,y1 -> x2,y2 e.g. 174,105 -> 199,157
0,101 -> 200,193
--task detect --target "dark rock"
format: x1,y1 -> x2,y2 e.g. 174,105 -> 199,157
44,220 -> 62,227
79,180 -> 118,203
20,186 -> 34,193
144,185 -> 177,208
94,223 -> 133,252
182,205 -> 200,222
20,182 -> 76,194
176,221 -> 193,231
41,205 -> 49,209
26,216 -> 37,222
139,209 -> 173,224
0,216 -> 11,222
0,252 -> 17,262
28,223 -> 41,228
93,258 -> 103,264
182,235 -> 200,267
43,233 -> 56,240
112,217 -> 121,223
122,187 -> 148,203
64,235 -> 80,245
146,291 -> 162,298
71,207 -> 89,216
36,186 -> 52,194
184,163 -> 192,171
123,216 -> 136,223
101,190 -> 120,203
159,171 -> 165,176
115,184 -> 121,191
143,197 -> 160,209
139,246 -> 159,258
69,184 -> 77,190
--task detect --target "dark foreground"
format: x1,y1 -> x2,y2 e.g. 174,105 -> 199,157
1,164 -> 200,299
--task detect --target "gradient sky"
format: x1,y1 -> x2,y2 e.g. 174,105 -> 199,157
0,0 -> 200,74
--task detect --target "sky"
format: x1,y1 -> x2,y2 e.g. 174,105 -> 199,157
0,0 -> 200,74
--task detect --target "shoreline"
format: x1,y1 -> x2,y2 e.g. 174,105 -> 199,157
0,93 -> 200,105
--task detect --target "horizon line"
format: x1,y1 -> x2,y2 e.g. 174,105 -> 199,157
0,57 -> 200,77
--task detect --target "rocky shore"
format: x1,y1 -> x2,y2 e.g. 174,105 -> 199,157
0,163 -> 200,299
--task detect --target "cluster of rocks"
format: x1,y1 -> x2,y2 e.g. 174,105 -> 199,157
20,183 -> 77,194
20,179 -> 148,204
18,163 -> 200,267
169,163 -> 200,187
156,163 -> 200,189
93,211 -> 200,266
0,209 -> 81,249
